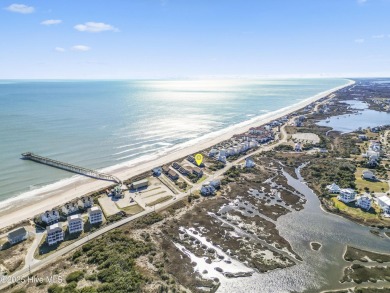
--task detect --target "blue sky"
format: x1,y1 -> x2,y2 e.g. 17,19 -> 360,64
1,0 -> 390,79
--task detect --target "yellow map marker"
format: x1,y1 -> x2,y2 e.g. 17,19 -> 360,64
195,153 -> 203,166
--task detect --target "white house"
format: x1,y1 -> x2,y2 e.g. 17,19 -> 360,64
338,188 -> 356,203
326,183 -> 341,194
249,126 -> 266,134
46,223 -> 64,246
376,195 -> 390,217
201,183 -> 216,196
364,150 -> 380,160
209,179 -> 221,189
208,148 -> 218,157
362,170 -> 376,180
62,201 -> 79,216
88,206 -> 103,224
152,167 -> 162,176
356,195 -> 372,211
67,214 -> 83,234
217,154 -> 226,164
245,157 -> 255,168
219,149 -> 227,157
41,209 -> 60,225
249,141 -> 259,148
8,227 -> 28,245
78,196 -> 93,210
295,142 -> 302,152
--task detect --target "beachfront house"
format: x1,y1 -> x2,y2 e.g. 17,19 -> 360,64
88,206 -> 103,224
78,196 -> 93,210
130,179 -> 149,190
62,201 -> 79,216
219,149 -> 227,157
376,196 -> 390,217
249,126 -> 266,135
187,155 -> 196,164
217,154 -> 227,164
338,189 -> 356,203
326,183 -> 341,194
249,141 -> 259,148
172,162 -> 181,170
167,170 -> 179,181
67,214 -> 83,234
362,170 -> 376,181
245,157 -> 255,168
41,209 -> 60,225
46,223 -> 64,246
208,148 -> 218,157
355,195 -> 372,211
152,167 -> 162,176
109,185 -> 123,198
162,165 -> 170,174
7,227 -> 28,245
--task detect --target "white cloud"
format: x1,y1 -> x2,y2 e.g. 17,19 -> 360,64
55,47 -> 66,53
71,45 -> 91,52
5,3 -> 34,14
372,34 -> 385,39
74,22 -> 119,33
354,38 -> 365,43
41,19 -> 62,25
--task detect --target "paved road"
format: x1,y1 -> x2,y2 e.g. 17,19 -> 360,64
0,121 -> 291,290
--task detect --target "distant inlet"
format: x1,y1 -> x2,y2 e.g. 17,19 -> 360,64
21,152 -> 121,184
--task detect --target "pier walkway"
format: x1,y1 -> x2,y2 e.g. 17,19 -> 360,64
21,152 -> 121,184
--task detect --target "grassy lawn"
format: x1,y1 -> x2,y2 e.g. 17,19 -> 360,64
355,167 -> 389,193
331,197 -> 381,221
121,204 -> 144,215
146,196 -> 172,207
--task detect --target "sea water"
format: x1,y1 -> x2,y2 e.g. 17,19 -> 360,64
0,78 -> 348,209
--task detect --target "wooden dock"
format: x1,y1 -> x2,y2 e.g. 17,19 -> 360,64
21,152 -> 121,184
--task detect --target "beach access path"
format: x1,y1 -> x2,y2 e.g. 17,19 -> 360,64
0,80 -> 354,231
0,116 -> 295,290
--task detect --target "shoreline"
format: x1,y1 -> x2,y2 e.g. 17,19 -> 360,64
0,79 -> 354,230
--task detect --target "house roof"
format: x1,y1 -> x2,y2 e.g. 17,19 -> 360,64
68,214 -> 82,221
8,227 -> 27,239
378,195 -> 390,205
168,170 -> 178,177
47,222 -> 62,232
132,179 -> 148,185
327,183 -> 340,189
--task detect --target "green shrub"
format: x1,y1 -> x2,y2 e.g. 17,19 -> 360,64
65,270 -> 84,283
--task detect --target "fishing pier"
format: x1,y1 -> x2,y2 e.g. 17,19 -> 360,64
21,152 -> 121,184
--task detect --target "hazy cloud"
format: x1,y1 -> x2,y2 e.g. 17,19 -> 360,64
74,22 -> 119,33
372,34 -> 385,39
55,47 -> 66,52
354,38 -> 365,43
71,45 -> 91,52
357,0 -> 367,3
41,19 -> 62,25
5,3 -> 34,14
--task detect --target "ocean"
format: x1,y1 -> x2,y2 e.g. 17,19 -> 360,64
0,78 -> 349,209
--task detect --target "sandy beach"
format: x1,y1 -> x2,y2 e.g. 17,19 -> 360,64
0,80 -> 354,230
